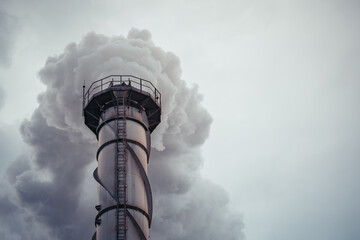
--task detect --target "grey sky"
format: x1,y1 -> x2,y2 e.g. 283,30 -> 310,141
0,0 -> 359,240
0,2 -> 18,67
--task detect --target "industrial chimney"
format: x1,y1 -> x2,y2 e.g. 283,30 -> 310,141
83,75 -> 161,240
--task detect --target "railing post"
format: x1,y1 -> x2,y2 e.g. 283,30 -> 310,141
101,79 -> 103,91
140,79 -> 142,92
82,82 -> 85,116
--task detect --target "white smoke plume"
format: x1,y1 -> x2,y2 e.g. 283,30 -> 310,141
6,29 -> 243,240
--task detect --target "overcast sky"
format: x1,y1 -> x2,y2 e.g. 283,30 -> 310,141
1,0 -> 360,240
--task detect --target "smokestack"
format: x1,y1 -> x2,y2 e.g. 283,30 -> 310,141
83,75 -> 161,240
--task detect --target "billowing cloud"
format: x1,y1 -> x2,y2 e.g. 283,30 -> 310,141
6,29 -> 243,240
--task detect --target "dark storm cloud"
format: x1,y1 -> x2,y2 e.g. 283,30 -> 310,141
6,29 -> 243,240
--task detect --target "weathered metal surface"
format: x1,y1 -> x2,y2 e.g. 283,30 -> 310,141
84,76 -> 161,240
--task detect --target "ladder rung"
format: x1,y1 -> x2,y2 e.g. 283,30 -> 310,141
116,96 -> 127,238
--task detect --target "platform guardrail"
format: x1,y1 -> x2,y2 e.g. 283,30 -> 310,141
83,75 -> 161,109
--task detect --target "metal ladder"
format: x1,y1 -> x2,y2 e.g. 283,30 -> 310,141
116,93 -> 127,240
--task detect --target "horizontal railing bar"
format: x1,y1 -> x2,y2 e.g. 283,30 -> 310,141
83,75 -> 161,109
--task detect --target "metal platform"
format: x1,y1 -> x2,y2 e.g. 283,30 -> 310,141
83,75 -> 161,134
